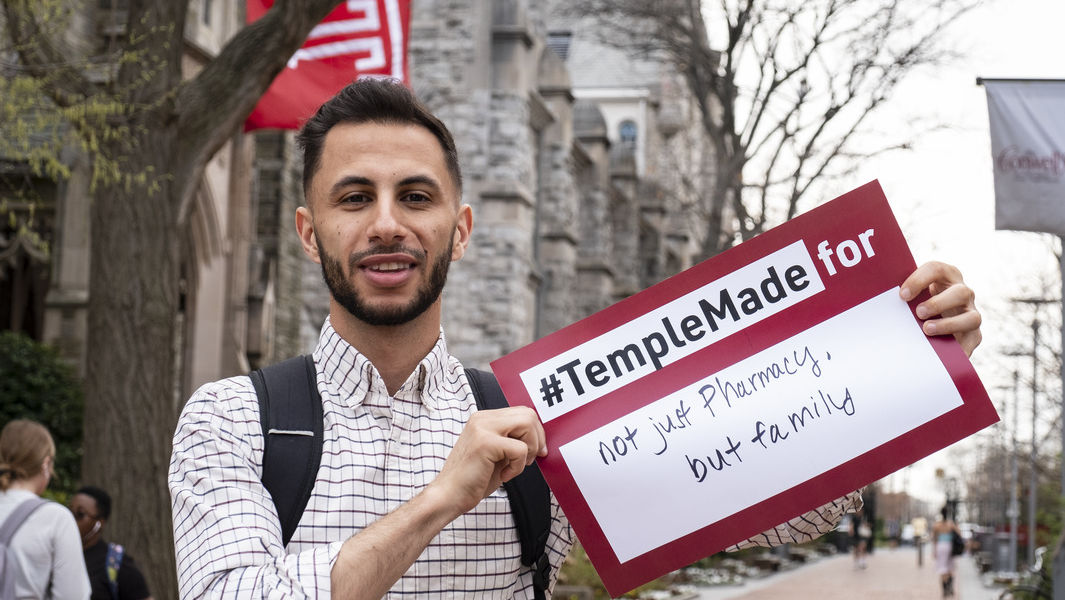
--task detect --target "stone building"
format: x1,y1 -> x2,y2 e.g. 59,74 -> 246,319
264,0 -> 722,370
3,0 -> 722,397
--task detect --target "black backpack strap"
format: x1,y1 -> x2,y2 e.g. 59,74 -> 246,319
250,354 -> 323,547
465,368 -> 552,600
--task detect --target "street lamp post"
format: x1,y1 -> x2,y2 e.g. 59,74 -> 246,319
945,477 -> 960,523
1011,298 -> 1055,566
1028,318 -> 1039,567
1009,369 -> 1020,574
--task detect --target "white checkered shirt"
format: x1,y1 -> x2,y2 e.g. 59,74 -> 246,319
169,319 -> 574,598
728,490 -> 862,550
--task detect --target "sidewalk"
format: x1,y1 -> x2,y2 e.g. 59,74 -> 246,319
691,547 -> 1001,600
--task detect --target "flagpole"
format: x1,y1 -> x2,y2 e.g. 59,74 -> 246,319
977,76 -> 1065,495
976,77 -> 1065,84
1060,236 -> 1065,496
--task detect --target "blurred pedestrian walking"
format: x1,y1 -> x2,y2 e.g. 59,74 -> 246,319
852,508 -> 872,569
0,419 -> 90,599
913,516 -> 928,567
932,505 -> 962,597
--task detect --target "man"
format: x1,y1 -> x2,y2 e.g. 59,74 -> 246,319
69,486 -> 153,600
169,79 -> 983,598
171,80 -> 566,599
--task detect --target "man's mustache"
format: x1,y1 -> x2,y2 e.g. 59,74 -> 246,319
348,244 -> 427,269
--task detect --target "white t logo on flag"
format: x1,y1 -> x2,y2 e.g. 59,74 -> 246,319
288,0 -> 385,70
246,0 -> 410,131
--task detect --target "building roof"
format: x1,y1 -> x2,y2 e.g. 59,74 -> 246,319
560,26 -> 665,90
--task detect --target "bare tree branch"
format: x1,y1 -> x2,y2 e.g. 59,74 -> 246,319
173,0 -> 343,213
569,0 -> 980,256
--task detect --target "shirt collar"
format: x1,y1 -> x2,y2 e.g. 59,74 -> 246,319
313,318 -> 454,410
0,488 -> 37,504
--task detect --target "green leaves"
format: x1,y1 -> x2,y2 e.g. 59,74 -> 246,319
0,330 -> 84,496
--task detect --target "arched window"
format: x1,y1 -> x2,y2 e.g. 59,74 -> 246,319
618,120 -> 638,147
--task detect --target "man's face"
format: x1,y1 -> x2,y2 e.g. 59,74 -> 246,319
297,121 -> 471,327
315,227 -> 453,326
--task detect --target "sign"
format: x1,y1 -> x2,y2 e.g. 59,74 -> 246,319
491,181 -> 997,596
983,79 -> 1065,235
245,0 -> 411,131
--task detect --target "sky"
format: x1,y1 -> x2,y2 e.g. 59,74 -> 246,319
832,0 -> 1065,509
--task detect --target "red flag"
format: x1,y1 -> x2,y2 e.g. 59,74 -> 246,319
245,0 -> 411,131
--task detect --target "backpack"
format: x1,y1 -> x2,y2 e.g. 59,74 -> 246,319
250,356 -> 553,599
106,542 -> 124,599
950,530 -> 965,556
0,497 -> 48,600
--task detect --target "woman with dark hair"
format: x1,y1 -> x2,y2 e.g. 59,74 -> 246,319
932,505 -> 961,597
0,419 -> 90,598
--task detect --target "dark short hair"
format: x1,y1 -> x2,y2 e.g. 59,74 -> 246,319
296,78 -> 463,199
76,485 -> 112,520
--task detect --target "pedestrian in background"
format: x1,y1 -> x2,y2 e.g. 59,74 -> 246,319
933,505 -> 961,597
0,419 -> 90,599
913,515 -> 928,567
852,508 -> 872,569
69,486 -> 153,600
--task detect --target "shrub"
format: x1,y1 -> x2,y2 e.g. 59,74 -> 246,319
0,330 -> 83,497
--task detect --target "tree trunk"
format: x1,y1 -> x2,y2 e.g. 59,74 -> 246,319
0,1 -> 349,597
701,151 -> 742,260
82,130 -> 182,599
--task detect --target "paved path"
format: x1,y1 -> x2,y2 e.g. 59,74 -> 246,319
692,547 -> 1002,600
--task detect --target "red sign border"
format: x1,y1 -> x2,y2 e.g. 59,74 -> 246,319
492,180 -> 997,595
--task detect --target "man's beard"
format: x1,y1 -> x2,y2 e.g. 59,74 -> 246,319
317,234 -> 454,327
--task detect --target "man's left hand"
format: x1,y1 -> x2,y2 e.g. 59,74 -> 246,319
899,261 -> 981,356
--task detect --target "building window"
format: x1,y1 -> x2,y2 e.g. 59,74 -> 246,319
546,31 -> 572,60
202,0 -> 212,26
619,120 -> 638,147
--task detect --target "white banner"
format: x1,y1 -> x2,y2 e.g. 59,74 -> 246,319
984,80 -> 1065,234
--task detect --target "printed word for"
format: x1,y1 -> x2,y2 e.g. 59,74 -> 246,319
815,229 -> 876,276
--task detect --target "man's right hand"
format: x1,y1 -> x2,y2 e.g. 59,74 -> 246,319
330,405 -> 547,599
431,406 -> 547,518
